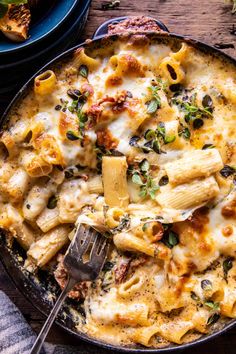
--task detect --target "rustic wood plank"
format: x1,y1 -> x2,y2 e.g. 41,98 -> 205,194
83,0 -> 236,58
1,0 -> 236,352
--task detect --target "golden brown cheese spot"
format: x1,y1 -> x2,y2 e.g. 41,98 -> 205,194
34,133 -> 65,166
222,199 -> 236,218
188,208 -> 209,233
58,112 -> 78,139
175,276 -> 189,297
155,242 -> 171,260
118,54 -> 144,76
222,225 -> 234,237
96,128 -> 119,150
106,74 -> 123,87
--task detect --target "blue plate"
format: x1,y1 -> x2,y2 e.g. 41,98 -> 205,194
0,0 -> 78,54
0,0 -> 91,111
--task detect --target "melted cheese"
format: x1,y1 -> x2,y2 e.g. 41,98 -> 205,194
2,34 -> 236,349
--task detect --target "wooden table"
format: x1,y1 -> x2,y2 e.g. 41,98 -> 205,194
1,0 -> 236,353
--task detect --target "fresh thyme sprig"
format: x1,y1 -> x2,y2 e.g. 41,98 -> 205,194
131,159 -> 159,199
172,93 -> 213,131
145,79 -> 166,114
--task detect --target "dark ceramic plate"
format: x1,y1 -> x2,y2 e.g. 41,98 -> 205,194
0,0 -> 78,54
0,0 -> 91,115
1,17 -> 236,353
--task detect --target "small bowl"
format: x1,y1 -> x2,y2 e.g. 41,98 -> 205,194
0,0 -> 79,55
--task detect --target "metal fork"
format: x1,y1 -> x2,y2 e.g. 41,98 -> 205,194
30,224 -> 109,354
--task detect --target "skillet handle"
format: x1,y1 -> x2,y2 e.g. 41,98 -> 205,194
92,16 -> 169,39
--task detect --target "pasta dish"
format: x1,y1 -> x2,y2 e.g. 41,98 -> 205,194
0,33 -> 236,348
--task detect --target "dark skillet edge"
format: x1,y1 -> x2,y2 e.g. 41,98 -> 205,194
1,29 -> 236,353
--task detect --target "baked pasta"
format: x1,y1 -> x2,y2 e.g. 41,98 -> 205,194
1,31 -> 236,348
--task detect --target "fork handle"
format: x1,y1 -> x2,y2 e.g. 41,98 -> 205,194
30,277 -> 77,354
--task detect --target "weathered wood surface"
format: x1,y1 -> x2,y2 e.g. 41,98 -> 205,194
1,0 -> 236,352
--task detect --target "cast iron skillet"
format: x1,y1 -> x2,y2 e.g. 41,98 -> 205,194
1,16 -> 236,353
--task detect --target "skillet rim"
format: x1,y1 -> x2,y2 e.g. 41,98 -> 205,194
1,29 -> 236,353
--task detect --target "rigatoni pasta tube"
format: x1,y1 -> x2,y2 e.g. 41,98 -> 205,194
6,168 -> 30,202
27,225 -> 70,267
34,70 -> 57,96
164,149 -> 223,185
14,223 -> 36,251
118,273 -> 144,297
132,326 -> 160,347
159,321 -> 194,344
87,175 -> 103,194
0,205 -> 35,250
102,156 -> 129,208
114,232 -> 155,257
23,180 -> 57,220
73,48 -> 99,70
36,207 -> 60,232
20,150 -> 52,177
156,176 -> 219,210
220,286 -> 236,318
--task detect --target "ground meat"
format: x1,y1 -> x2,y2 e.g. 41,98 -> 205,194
108,16 -> 163,35
129,255 -> 148,271
54,254 -> 88,300
114,256 -> 131,284
114,255 -> 148,284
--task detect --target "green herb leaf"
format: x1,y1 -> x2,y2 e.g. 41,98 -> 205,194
142,223 -> 149,232
220,165 -> 236,178
201,279 -> 212,291
0,4 -> 7,17
207,313 -> 220,326
139,187 -> 147,198
153,139 -> 161,154
179,127 -> 191,140
204,301 -> 219,311
156,122 -> 165,137
164,135 -> 176,144
0,0 -> 27,4
111,214 -> 131,234
202,94 -> 213,110
159,175 -> 169,186
147,98 -> 159,114
79,65 -> 89,78
66,131 -> 80,141
163,230 -> 179,249
132,173 -> 143,185
102,261 -> 114,272
47,195 -> 58,209
223,257 -> 234,279
139,159 -> 149,172
191,291 -> 200,302
193,118 -> 204,129
202,144 -> 215,150
149,189 -> 157,200
144,129 -> 156,140
168,231 -> 179,247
